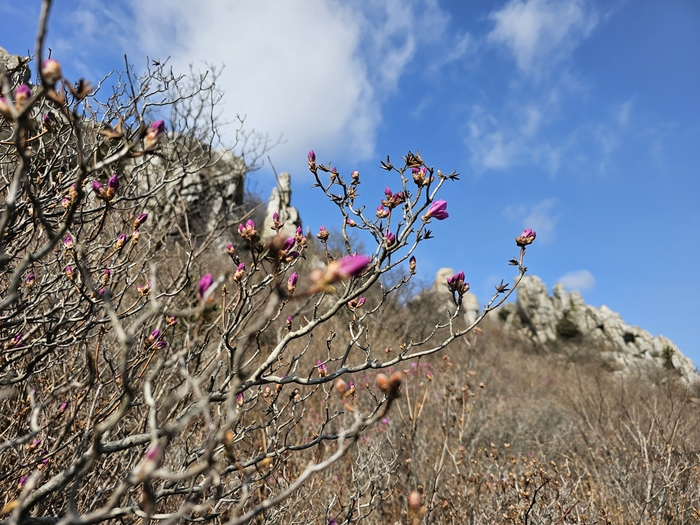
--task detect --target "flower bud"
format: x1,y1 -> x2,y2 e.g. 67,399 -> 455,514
226,243 -> 235,256
26,273 -> 35,287
144,120 -> 165,149
316,225 -> 329,241
197,273 -> 214,301
307,150 -> 316,167
137,282 -> 150,296
107,173 -> 120,192
234,262 -> 246,281
14,85 -> 31,106
166,315 -> 177,326
286,316 -> 293,330
409,255 -> 416,274
316,360 -> 328,377
134,213 -> 148,228
287,272 -> 298,294
376,205 -> 390,219
385,230 -> 396,247
41,59 -> 63,86
63,236 -> 74,250
65,265 -> 74,280
516,228 -> 536,247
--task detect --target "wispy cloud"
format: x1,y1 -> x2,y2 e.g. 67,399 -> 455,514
558,270 -> 595,292
503,198 -> 560,243
487,0 -> 599,76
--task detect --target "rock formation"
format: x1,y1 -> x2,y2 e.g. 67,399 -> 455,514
0,47 -> 30,84
501,275 -> 698,384
263,172 -> 302,239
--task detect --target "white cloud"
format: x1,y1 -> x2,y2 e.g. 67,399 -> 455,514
487,0 -> 599,76
503,198 -> 560,243
102,0 -> 452,170
558,270 -> 595,292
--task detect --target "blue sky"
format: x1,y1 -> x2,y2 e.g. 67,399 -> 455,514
3,0 -> 700,364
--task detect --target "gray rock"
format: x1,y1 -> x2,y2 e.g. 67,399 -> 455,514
507,275 -> 699,385
263,172 -> 301,239
0,47 -> 31,85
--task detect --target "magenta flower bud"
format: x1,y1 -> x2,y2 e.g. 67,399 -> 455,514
64,236 -> 74,249
166,315 -> 177,326
107,173 -> 119,191
236,392 -> 244,407
103,268 -> 110,276
118,233 -> 127,242
385,230 -> 395,247
237,224 -> 244,235
316,359 -> 328,377
144,120 -> 166,149
18,476 -> 28,488
65,265 -> 74,280
287,272 -> 298,294
59,401 -> 69,412
346,219 -> 356,227
226,243 -> 235,254
384,187 -> 393,197
273,212 -> 279,222
234,262 -> 246,281
409,255 -> 417,274
337,255 -> 371,279
42,58 -> 62,85
281,237 -> 295,252
134,213 -> 148,227
349,296 -> 366,309
144,445 -> 160,461
155,341 -> 167,349
423,199 -> 449,221
12,333 -> 23,346
447,270 -> 469,296
307,150 -> 316,164
150,329 -> 161,341
26,273 -> 35,286
331,166 -> 338,174
246,219 -> 255,230
197,273 -> 214,300
516,228 -> 536,247
92,180 -> 103,193
14,84 -> 31,104
286,315 -> 293,325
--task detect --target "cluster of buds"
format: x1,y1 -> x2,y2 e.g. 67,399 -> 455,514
61,184 -> 78,209
376,205 -> 390,219
412,166 -> 433,187
92,173 -> 120,201
237,219 -> 257,241
348,296 -> 366,310
447,270 -> 470,297
137,282 -> 150,297
294,226 -> 307,248
270,211 -> 284,232
197,273 -> 214,301
315,360 -> 328,377
41,58 -> 63,87
144,329 -> 166,349
515,228 -> 536,247
422,199 -> 449,221
287,272 -> 298,294
385,230 -> 396,247
375,371 -> 403,400
234,262 -> 246,282
316,225 -> 329,241
309,255 -> 371,294
335,379 -> 356,409
144,120 -> 165,150
381,187 -> 406,209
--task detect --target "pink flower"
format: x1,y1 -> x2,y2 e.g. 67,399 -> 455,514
134,213 -> 148,228
423,200 -> 449,221
376,205 -> 390,219
337,255 -> 371,279
197,273 -> 214,300
14,85 -> 31,104
317,225 -> 329,241
64,236 -> 74,249
281,237 -> 295,252
447,270 -> 469,296
307,150 -> 316,164
144,120 -> 166,149
309,255 -> 372,293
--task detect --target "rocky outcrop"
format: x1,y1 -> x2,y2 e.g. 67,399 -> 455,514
0,47 -> 30,84
263,172 -> 302,239
502,275 -> 698,384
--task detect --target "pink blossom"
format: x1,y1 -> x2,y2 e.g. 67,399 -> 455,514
197,273 -> 214,300
424,200 -> 449,221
